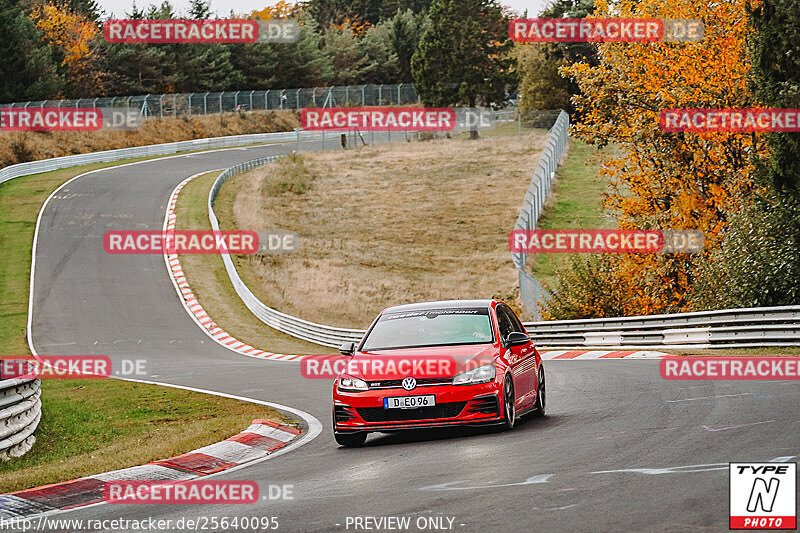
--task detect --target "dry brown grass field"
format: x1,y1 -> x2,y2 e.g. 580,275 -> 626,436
0,110 -> 299,167
215,131 -> 549,328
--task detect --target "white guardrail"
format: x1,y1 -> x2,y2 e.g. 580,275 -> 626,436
0,378 -> 41,460
0,130 -> 320,189
512,110 -> 569,317
208,157 -> 365,348
210,161 -> 799,350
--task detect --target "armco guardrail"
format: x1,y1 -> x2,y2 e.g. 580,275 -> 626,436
0,130 -> 322,189
0,378 -> 41,460
511,110 -> 569,318
522,305 -> 800,349
208,156 -> 365,348
208,157 -> 798,350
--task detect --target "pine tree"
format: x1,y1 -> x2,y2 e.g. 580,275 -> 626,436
386,9 -> 424,82
0,0 -> 63,102
411,0 -> 514,136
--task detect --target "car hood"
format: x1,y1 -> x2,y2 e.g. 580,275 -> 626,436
347,344 -> 498,380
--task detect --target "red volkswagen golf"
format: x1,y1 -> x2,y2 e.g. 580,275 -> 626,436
332,299 -> 545,447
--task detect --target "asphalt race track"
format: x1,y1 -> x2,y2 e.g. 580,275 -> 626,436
26,140 -> 800,532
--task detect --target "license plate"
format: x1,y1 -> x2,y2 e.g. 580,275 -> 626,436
383,395 -> 436,409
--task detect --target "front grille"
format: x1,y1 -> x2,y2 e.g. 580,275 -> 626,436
366,377 -> 452,389
466,395 -> 498,415
356,402 -> 467,423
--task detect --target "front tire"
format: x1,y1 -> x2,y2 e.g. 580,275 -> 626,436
334,432 -> 367,447
501,374 -> 515,430
532,363 -> 546,418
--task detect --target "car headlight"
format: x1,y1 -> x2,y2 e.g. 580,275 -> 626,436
452,364 -> 496,385
338,375 -> 368,391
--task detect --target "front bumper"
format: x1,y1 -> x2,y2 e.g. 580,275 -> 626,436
333,380 -> 503,434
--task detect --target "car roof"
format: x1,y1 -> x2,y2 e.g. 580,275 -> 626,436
382,299 -> 495,313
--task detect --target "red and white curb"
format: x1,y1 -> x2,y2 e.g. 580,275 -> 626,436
539,350 -> 668,360
163,172 -> 312,362
0,419 -> 300,519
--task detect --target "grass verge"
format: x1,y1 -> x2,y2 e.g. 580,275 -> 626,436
0,380 -> 290,494
214,131 -> 549,325
529,139 -> 612,288
174,171 -> 324,355
0,149 -> 295,493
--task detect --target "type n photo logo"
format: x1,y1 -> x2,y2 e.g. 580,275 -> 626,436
730,463 -> 796,530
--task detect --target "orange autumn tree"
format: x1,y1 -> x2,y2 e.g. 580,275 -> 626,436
251,1 -> 298,20
30,1 -> 101,96
542,0 -> 764,318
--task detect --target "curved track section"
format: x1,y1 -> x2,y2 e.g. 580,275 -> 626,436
26,141 -> 800,532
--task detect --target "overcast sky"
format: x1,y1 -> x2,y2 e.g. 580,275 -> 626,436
97,0 -> 550,19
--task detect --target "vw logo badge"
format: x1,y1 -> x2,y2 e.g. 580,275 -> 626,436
402,377 -> 416,391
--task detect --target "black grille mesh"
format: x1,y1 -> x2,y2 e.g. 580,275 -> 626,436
356,402 -> 467,423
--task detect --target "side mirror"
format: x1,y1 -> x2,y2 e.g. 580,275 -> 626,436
504,332 -> 530,348
338,342 -> 356,356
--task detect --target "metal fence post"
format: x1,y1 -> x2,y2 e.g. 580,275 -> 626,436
296,89 -> 301,110
398,84 -> 402,105
265,90 -> 270,110
203,93 -> 208,114
160,94 -> 164,118
174,93 -> 177,117
219,93 -> 223,112
249,90 -> 254,111
378,84 -> 382,105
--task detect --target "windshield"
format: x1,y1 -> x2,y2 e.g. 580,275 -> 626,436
361,308 -> 494,351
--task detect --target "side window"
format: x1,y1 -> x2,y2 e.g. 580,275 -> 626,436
507,307 -> 526,334
496,305 -> 514,340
